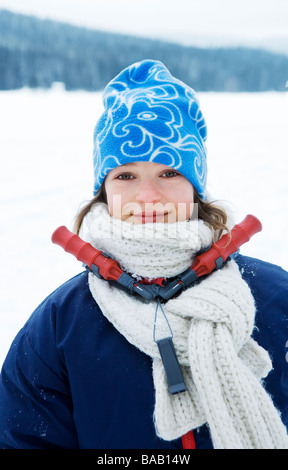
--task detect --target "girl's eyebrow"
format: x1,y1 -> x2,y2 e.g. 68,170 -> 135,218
121,163 -> 137,167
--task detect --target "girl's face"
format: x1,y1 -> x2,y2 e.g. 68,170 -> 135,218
104,161 -> 194,224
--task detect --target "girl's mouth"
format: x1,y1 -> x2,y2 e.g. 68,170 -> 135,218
133,211 -> 167,223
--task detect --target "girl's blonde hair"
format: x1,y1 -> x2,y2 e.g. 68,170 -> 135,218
74,180 -> 229,240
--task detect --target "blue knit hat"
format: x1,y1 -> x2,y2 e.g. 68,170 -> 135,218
93,60 -> 208,198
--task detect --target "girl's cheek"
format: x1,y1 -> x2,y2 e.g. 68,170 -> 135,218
107,193 -> 122,218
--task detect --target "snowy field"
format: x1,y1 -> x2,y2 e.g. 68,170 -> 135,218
1,87 -> 288,366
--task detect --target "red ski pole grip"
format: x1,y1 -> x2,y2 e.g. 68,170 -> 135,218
51,226 -> 124,282
192,215 -> 262,277
51,226 -> 101,269
215,214 -> 262,260
51,226 -> 75,250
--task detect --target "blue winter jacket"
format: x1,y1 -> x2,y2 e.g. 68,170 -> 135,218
0,254 -> 288,449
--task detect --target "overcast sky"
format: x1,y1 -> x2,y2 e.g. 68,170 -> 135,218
2,0 -> 288,44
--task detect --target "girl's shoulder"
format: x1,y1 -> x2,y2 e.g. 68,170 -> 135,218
235,253 -> 288,344
28,270 -> 98,322
235,253 -> 288,289
235,253 -> 288,315
235,255 -> 288,417
21,270 -> 103,366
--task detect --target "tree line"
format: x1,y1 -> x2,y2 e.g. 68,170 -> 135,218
1,9 -> 288,92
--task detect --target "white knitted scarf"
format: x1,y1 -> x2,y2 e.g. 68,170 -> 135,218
85,203 -> 288,449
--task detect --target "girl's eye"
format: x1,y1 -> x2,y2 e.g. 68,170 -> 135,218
116,173 -> 134,180
161,170 -> 180,178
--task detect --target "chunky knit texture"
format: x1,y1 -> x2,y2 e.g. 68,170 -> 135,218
86,203 -> 288,449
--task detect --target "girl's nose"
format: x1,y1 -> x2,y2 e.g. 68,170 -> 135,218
135,179 -> 162,203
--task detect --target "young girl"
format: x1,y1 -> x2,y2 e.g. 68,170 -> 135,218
0,60 -> 288,449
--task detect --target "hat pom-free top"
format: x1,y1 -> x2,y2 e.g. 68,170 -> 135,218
93,60 -> 208,198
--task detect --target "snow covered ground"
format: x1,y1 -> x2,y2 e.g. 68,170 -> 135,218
1,86 -> 287,366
